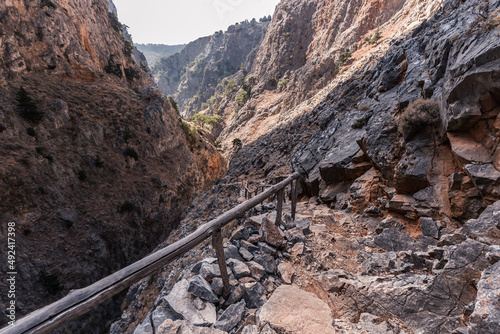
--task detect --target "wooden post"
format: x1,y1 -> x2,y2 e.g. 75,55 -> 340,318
291,179 -> 298,221
212,229 -> 230,298
276,189 -> 284,226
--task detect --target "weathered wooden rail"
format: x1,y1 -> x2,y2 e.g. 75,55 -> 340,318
0,172 -> 301,334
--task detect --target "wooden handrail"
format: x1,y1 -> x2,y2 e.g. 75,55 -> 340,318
1,172 -> 300,334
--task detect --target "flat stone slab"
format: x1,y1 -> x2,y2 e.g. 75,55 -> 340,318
257,285 -> 334,333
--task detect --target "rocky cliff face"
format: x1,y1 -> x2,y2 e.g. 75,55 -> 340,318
218,0 -> 443,154
0,0 -> 225,332
153,20 -> 269,117
115,0 -> 500,333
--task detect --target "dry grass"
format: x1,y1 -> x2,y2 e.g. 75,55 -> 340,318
397,99 -> 440,140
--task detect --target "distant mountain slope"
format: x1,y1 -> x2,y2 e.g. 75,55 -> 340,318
135,43 -> 186,67
152,19 -> 270,117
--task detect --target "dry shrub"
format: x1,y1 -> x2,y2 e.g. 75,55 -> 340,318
397,99 -> 440,141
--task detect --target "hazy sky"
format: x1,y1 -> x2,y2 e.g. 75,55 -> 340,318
113,0 -> 280,45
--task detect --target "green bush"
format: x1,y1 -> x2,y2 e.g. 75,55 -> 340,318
338,49 -> 352,66
124,40 -> 134,57
16,86 -> 44,124
278,78 -> 289,88
397,99 -> 440,141
235,89 -> 250,107
168,96 -> 179,113
223,79 -> 238,96
124,147 -> 139,161
180,121 -> 197,146
370,26 -> 381,44
189,113 -> 222,128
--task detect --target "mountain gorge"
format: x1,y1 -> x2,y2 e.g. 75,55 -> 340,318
116,0 -> 500,333
1,0 -> 500,333
153,18 -> 270,118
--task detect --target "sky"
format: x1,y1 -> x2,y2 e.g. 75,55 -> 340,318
113,0 -> 281,45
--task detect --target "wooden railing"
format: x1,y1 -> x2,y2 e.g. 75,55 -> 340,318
0,172 -> 301,334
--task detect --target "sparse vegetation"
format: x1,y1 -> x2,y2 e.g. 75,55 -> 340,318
397,99 -> 440,141
26,127 -> 36,136
124,40 -> 134,57
124,67 -> 140,82
140,61 -> 149,72
223,79 -> 238,96
180,120 -> 198,146
119,201 -> 136,213
108,12 -> 123,33
233,138 -> 243,152
16,86 -> 44,124
189,113 -> 222,129
39,270 -> 63,295
40,0 -> 57,9
235,89 -> 250,107
371,26 -> 382,44
338,49 -> 352,66
123,147 -> 139,161
168,96 -> 179,113
278,78 -> 290,89
122,127 -> 135,143
259,15 -> 272,22
351,118 -> 367,129
95,156 -> 104,168
78,170 -> 87,181
104,55 -> 123,78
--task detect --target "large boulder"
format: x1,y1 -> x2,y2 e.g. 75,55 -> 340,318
257,285 -> 334,333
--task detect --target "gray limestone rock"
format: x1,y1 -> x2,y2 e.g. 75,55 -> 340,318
224,243 -> 244,261
465,201 -> 500,245
215,300 -> 246,332
420,217 -> 440,239
468,261 -> 500,334
253,253 -> 277,274
374,229 -> 417,252
165,279 -> 216,327
187,275 -> 219,304
247,261 -> 266,281
227,258 -> 251,279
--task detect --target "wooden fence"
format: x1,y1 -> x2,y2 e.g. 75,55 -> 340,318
0,172 -> 301,334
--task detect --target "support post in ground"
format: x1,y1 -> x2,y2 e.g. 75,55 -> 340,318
212,229 -> 230,298
276,189 -> 284,226
291,179 -> 298,221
